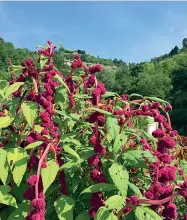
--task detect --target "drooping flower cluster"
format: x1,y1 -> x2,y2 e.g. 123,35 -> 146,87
23,41 -> 64,220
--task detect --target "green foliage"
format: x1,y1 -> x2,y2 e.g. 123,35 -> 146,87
108,163 -> 129,197
0,185 -> 17,208
0,39 -> 186,220
54,195 -> 75,220
21,102 -> 38,128
135,207 -> 162,220
41,160 -> 59,193
95,207 -> 118,220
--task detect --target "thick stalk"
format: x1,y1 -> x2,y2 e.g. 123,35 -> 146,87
116,194 -> 177,218
35,143 -> 51,199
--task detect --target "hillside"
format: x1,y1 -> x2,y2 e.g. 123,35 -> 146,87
0,37 -> 187,135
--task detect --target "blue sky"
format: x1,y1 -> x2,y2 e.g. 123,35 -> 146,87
1,2 -> 187,63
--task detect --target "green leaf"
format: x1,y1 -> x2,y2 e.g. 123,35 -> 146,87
61,137 -> 81,146
95,207 -> 118,220
0,149 -> 9,185
126,210 -> 136,220
135,207 -> 162,220
13,183 -> 28,202
59,160 -> 77,171
25,141 -> 43,150
40,55 -> 48,69
54,195 -> 75,220
34,125 -> 43,133
103,92 -> 120,98
0,185 -> 17,208
113,132 -> 127,154
21,102 -> 38,128
7,98 -> 20,117
63,145 -> 80,162
142,130 -> 157,142
122,150 -> 155,168
7,147 -> 28,186
145,96 -> 170,105
7,200 -> 29,220
54,74 -> 70,92
88,107 -> 113,116
80,183 -> 116,196
0,116 -> 14,128
128,183 -> 143,198
109,163 -> 129,197
4,82 -> 24,99
41,160 -> 59,193
105,195 -> 124,211
130,93 -> 144,99
55,86 -> 68,111
75,211 -> 90,220
106,116 -> 120,140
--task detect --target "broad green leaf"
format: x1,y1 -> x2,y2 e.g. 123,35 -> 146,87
54,74 -> 70,92
41,160 -> 59,193
123,150 -> 155,168
109,163 -> 129,197
95,207 -> 118,220
142,130 -> 157,142
106,116 -> 120,140
59,160 -> 77,171
128,183 -> 143,198
7,147 -> 28,186
34,125 -> 43,133
21,102 -> 38,128
126,210 -> 136,220
130,93 -> 144,99
4,82 -> 24,99
105,195 -> 124,211
145,96 -> 170,105
135,207 -> 162,220
25,141 -> 43,150
54,195 -> 75,220
88,107 -> 113,116
80,183 -> 116,196
60,132 -> 78,141
0,116 -> 14,128
7,200 -> 29,220
55,86 -> 68,110
0,185 -> 17,208
0,149 -> 9,185
61,137 -> 81,146
113,132 -> 127,154
63,145 -> 80,162
103,91 -> 120,98
75,211 -> 90,220
74,94 -> 91,99
7,98 -> 20,117
13,183 -> 28,202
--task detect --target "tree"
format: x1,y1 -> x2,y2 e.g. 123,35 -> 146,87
169,46 -> 179,56
182,38 -> 187,49
137,63 -> 172,99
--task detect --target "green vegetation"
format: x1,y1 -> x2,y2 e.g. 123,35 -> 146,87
0,37 -> 187,134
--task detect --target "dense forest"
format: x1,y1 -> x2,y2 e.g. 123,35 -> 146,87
0,37 -> 187,135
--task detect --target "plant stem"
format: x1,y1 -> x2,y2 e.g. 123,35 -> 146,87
17,122 -> 27,146
32,77 -> 38,94
35,143 -> 51,199
116,194 -> 177,218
